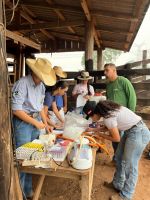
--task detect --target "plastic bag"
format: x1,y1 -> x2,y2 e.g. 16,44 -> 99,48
63,112 -> 90,140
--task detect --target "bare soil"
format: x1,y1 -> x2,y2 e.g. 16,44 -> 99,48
33,142 -> 150,200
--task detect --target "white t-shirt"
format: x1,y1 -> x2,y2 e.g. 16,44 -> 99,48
103,106 -> 141,131
72,83 -> 95,96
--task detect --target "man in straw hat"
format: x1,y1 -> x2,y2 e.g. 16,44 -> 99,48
12,58 -> 56,199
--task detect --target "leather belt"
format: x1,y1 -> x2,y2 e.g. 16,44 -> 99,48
28,112 -> 39,118
127,120 -> 143,131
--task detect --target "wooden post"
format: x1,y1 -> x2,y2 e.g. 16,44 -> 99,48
97,47 -> 103,70
142,50 -> 147,81
85,20 -> 94,71
142,50 -> 147,68
0,1 -> 20,199
15,43 -> 22,81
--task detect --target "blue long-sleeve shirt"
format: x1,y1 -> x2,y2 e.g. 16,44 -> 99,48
12,75 -> 45,113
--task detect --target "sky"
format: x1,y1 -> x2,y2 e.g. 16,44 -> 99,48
35,5 -> 150,70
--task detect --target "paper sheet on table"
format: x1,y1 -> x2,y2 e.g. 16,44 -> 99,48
53,129 -> 64,135
76,94 -> 87,108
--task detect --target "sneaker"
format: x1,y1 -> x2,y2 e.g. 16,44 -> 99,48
104,181 -> 120,192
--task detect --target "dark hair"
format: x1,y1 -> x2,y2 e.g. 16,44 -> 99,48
87,83 -> 92,95
104,63 -> 116,68
46,81 -> 68,93
93,100 -> 121,118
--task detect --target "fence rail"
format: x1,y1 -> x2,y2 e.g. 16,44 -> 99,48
66,56 -> 150,121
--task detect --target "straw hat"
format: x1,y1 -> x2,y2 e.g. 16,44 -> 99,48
77,71 -> 92,80
26,58 -> 56,86
53,66 -> 67,78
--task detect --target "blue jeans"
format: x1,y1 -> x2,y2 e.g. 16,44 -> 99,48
13,116 -> 40,197
113,121 -> 150,200
112,131 -> 124,161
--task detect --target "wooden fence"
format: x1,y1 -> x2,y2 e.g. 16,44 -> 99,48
65,56 -> 150,121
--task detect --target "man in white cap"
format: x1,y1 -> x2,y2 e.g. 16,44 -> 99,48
12,58 -> 56,199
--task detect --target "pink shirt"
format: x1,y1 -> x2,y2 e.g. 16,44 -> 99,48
72,83 -> 95,96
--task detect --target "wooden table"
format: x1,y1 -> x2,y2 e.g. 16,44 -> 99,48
19,148 -> 97,200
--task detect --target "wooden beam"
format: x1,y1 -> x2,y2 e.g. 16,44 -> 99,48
103,40 -> 129,46
136,112 -> 150,120
125,0 -> 149,50
97,29 -> 134,36
92,10 -> 138,22
6,30 -> 41,50
21,5 -> 36,18
93,82 -> 150,91
21,7 -> 55,40
20,1 -> 82,13
40,29 -> 53,40
81,0 -> 91,21
94,28 -> 100,48
137,99 -> 150,106
66,69 -> 150,79
85,19 -> 94,70
46,0 -> 76,34
80,0 -> 101,48
117,59 -> 150,69
97,48 -> 103,70
5,0 -> 55,40
8,20 -> 84,31
50,31 -> 83,41
20,2 -> 139,22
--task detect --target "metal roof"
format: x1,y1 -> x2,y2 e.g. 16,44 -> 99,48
5,0 -> 150,52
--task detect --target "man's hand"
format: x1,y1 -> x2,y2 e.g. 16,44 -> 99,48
84,95 -> 90,100
86,127 -> 98,132
34,121 -> 46,129
45,125 -> 53,133
55,122 -> 64,129
63,106 -> 67,113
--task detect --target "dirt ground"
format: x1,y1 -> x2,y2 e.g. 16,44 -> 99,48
33,142 -> 150,200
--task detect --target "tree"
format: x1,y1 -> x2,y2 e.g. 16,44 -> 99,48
81,48 -> 122,69
103,48 -> 122,63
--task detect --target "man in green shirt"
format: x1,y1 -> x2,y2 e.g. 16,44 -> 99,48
104,63 -> 137,158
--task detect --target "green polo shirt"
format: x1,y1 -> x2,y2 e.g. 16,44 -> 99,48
106,76 -> 136,112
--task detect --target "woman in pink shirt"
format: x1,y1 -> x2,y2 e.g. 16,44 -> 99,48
72,71 -> 95,108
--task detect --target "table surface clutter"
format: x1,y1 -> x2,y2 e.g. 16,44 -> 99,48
19,148 -> 97,200
16,113 -> 109,200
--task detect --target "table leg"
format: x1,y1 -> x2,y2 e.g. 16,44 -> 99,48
33,175 -> 45,200
80,173 -> 90,200
80,149 -> 96,200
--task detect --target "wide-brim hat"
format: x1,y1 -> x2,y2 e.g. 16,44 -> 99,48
77,71 -> 93,80
53,66 -> 67,78
26,58 -> 56,86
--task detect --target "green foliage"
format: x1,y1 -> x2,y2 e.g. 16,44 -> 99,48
103,48 -> 122,63
81,48 -> 122,68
